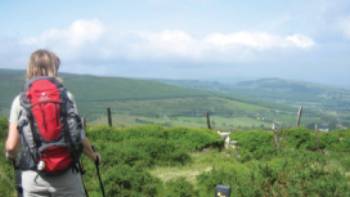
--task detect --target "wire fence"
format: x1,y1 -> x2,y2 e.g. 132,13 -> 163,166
80,105 -> 315,132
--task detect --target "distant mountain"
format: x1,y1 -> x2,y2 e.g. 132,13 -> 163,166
0,69 -> 210,101
233,78 -> 350,110
161,77 -> 350,129
236,78 -> 324,94
163,78 -> 350,108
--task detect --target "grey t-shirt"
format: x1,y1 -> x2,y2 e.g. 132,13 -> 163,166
9,92 -> 86,139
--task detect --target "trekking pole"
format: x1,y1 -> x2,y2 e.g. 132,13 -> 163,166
78,161 -> 89,197
6,153 -> 23,197
92,145 -> 106,197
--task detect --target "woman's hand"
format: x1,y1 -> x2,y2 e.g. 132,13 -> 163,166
82,137 -> 102,164
94,152 -> 102,165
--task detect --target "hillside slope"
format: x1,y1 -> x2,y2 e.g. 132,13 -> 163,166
0,69 -> 268,126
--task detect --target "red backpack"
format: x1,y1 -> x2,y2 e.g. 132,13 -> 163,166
17,77 -> 82,175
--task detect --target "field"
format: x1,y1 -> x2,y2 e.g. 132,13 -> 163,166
1,68 -> 349,130
1,117 -> 350,196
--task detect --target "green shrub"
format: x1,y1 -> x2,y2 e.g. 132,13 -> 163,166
104,165 -> 161,197
0,117 -> 8,141
162,178 -> 198,197
0,118 -> 15,196
99,138 -> 190,168
197,163 -> 262,197
87,125 -> 223,152
163,127 -> 223,151
282,127 -> 327,151
320,130 -> 350,152
197,149 -> 350,197
230,130 -> 276,160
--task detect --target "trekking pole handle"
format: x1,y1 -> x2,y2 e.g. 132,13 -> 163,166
91,145 -> 100,166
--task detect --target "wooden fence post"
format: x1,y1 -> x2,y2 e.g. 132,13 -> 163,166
206,112 -> 212,130
296,106 -> 303,127
107,107 -> 112,127
272,122 -> 280,151
315,123 -> 321,151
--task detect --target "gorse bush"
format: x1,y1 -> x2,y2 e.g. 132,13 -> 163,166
320,130 -> 350,152
104,165 -> 161,197
281,128 -> 350,152
282,128 -> 324,151
100,138 -> 190,168
88,125 -> 223,152
87,125 -> 222,169
162,178 -> 198,197
197,163 -> 260,197
0,117 -> 16,196
230,130 -> 276,161
229,128 -> 349,162
0,117 -> 8,141
82,125 -> 222,196
197,151 -> 350,197
1,121 -> 349,196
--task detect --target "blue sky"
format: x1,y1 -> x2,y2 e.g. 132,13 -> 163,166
0,0 -> 349,87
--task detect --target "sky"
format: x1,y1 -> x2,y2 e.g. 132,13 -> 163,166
0,0 -> 349,87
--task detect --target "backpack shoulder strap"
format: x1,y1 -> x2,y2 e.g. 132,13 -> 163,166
17,92 -> 40,167
19,91 -> 41,158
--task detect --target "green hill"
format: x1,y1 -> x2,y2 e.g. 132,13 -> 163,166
0,69 -> 270,128
0,69 -> 209,103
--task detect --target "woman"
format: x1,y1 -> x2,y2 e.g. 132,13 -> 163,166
5,49 -> 100,196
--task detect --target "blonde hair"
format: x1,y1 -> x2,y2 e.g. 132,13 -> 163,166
26,49 -> 61,80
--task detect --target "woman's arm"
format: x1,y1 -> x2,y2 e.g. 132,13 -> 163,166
5,122 -> 20,159
6,95 -> 21,159
82,137 -> 101,163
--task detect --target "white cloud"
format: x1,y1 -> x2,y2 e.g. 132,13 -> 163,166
131,30 -> 199,59
22,19 -> 105,48
17,19 -> 315,65
127,31 -> 315,62
205,32 -> 314,50
205,32 -> 282,49
286,34 -> 315,49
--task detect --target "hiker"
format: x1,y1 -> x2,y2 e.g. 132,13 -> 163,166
5,49 -> 101,196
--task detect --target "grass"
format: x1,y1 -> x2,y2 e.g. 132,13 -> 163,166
149,150 -> 220,184
149,149 -> 255,186
91,114 -> 271,130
